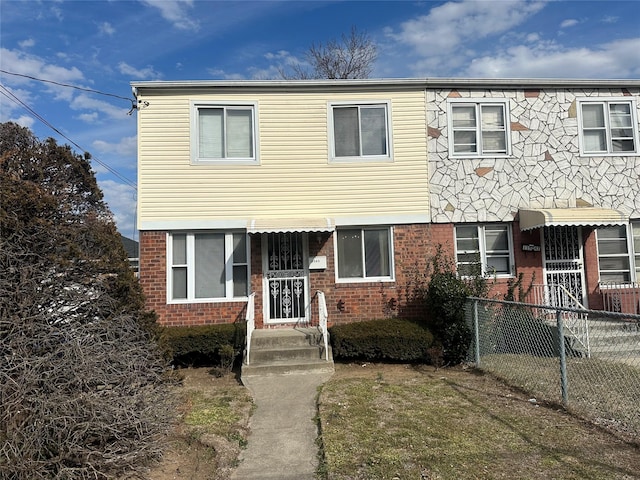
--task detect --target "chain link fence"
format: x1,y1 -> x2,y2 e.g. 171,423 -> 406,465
466,297 -> 640,441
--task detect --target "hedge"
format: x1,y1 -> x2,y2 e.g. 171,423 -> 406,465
329,318 -> 435,363
161,323 -> 246,367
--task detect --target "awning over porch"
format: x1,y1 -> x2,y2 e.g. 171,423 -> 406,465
519,208 -> 628,231
247,217 -> 335,234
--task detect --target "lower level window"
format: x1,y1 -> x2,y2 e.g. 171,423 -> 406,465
169,232 -> 248,301
337,227 -> 393,280
455,224 -> 513,277
597,223 -> 639,283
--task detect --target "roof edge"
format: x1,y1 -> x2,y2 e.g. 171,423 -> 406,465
131,77 -> 640,91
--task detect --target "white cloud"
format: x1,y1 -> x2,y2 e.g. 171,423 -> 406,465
389,0 -> 546,56
92,135 -> 137,157
0,48 -> 84,85
18,38 -> 35,48
78,112 -> 99,123
466,37 -> 640,78
560,19 -> 579,28
99,22 -> 115,36
140,0 -> 200,31
70,93 -> 129,120
118,62 -> 162,80
98,179 -> 138,237
602,15 -> 618,24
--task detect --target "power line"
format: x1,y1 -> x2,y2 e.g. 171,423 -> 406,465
0,83 -> 137,190
0,69 -> 135,107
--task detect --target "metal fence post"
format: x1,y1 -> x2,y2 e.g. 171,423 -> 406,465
473,299 -> 481,367
556,309 -> 569,406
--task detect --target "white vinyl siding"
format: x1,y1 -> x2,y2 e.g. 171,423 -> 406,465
191,103 -> 257,164
455,224 -> 514,277
137,89 -> 428,227
330,102 -> 391,161
336,227 -> 393,281
168,232 -> 249,302
578,98 -> 638,155
448,99 -> 509,157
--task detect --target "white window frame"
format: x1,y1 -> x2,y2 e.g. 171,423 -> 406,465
596,222 -> 639,284
447,98 -> 511,158
328,101 -> 393,163
577,97 -> 638,156
334,226 -> 395,283
167,231 -> 250,303
190,101 -> 259,165
454,224 -> 515,277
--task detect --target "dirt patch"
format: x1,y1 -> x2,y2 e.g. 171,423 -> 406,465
147,368 -> 253,480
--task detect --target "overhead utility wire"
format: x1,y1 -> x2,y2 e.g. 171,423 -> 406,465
0,84 -> 137,189
0,69 -> 135,106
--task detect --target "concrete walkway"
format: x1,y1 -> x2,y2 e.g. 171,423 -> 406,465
231,372 -> 333,480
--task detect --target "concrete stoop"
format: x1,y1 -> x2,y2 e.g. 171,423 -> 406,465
587,318 -> 640,359
241,327 -> 334,378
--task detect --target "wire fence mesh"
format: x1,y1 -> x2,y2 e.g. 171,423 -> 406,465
466,297 -> 640,441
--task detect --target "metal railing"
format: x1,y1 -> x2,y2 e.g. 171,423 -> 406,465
599,281 -> 640,314
317,290 -> 330,362
467,297 -> 640,441
244,292 -> 255,365
529,284 -> 590,357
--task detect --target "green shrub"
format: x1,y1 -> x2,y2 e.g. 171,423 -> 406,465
425,271 -> 471,366
161,323 -> 246,367
329,318 -> 435,363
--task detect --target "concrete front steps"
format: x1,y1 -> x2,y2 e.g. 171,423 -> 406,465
241,327 -> 334,378
587,318 -> 640,362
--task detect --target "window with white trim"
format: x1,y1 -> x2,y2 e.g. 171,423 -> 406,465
448,99 -> 510,157
336,227 -> 393,280
597,223 -> 639,283
169,232 -> 249,302
455,224 -> 514,277
191,103 -> 257,163
578,99 -> 638,155
330,103 -> 391,161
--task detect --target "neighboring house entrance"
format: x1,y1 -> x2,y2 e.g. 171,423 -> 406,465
263,232 -> 309,324
542,226 -> 587,307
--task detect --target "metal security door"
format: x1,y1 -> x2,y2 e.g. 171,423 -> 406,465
263,233 -> 309,324
542,226 -> 587,307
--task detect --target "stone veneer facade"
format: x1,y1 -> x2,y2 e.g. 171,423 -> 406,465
427,87 -> 640,223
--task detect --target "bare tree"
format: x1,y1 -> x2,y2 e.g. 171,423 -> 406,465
282,26 -> 377,79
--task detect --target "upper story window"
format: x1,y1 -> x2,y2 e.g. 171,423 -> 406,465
168,231 -> 249,302
448,99 -> 510,157
336,227 -> 394,282
191,102 -> 258,164
578,98 -> 638,155
455,224 -> 514,277
329,102 -> 391,162
597,222 -> 639,284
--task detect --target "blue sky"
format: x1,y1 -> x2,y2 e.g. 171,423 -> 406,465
2,0 -> 639,239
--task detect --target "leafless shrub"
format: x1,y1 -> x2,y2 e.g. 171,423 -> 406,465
0,241 -> 176,479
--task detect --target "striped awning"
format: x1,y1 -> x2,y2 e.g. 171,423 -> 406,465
519,208 -> 628,231
247,217 -> 335,234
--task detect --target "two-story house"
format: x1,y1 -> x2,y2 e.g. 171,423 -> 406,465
132,79 -> 438,328
425,79 -> 640,312
132,78 -> 640,329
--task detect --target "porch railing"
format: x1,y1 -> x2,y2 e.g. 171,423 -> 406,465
599,282 -> 640,315
529,284 -> 590,357
244,292 -> 255,365
317,291 -> 330,362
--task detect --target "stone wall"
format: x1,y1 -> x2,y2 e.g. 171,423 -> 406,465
427,87 -> 640,223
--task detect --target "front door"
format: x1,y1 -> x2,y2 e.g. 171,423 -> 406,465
263,232 -> 309,324
542,226 -> 587,307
